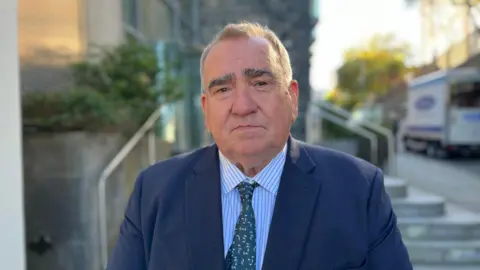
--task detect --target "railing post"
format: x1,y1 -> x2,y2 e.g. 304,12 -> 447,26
148,129 -> 156,165
97,107 -> 163,268
98,179 -> 108,269
316,101 -> 397,175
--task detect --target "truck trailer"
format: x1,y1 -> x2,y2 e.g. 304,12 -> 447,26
402,67 -> 480,158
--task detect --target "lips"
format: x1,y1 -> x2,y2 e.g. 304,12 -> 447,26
233,125 -> 263,131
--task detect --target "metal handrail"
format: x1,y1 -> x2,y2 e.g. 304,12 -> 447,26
98,107 -> 162,269
314,100 -> 397,175
320,110 -> 378,165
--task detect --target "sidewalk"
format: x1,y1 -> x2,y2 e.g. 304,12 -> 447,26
396,152 -> 480,213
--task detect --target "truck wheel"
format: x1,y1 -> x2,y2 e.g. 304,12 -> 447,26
426,143 -> 437,158
404,143 -> 411,152
403,136 -> 412,152
437,146 -> 452,159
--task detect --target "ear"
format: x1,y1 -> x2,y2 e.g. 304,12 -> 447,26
201,92 -> 210,131
201,92 -> 207,112
288,80 -> 299,120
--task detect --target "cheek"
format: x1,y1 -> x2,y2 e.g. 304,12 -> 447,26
206,106 -> 230,131
262,95 -> 291,117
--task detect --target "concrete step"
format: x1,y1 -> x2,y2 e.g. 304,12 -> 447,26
385,177 -> 408,199
406,240 -> 480,265
398,213 -> 480,241
384,178 -> 480,268
392,195 -> 445,218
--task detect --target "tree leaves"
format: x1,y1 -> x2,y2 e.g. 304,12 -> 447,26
23,35 -> 184,134
334,33 -> 412,110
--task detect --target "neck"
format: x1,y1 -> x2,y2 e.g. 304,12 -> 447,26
234,161 -> 269,177
223,145 -> 286,177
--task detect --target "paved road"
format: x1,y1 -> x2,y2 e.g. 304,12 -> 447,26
395,152 -> 480,213
446,156 -> 480,176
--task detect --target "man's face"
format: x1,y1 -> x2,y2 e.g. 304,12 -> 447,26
201,37 -> 299,160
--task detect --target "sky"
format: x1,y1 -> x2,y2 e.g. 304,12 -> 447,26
310,0 -> 422,91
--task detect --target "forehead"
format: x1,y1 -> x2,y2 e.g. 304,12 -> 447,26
203,37 -> 276,79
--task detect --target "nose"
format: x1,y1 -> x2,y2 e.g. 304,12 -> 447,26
231,86 -> 257,116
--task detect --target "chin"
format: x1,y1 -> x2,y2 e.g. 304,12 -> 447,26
234,141 -> 267,156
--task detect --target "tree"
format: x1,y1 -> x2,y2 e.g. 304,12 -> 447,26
333,33 -> 412,110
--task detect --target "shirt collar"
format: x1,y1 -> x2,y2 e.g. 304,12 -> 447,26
219,143 -> 288,195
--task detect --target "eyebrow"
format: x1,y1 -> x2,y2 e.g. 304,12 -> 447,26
243,68 -> 275,79
206,68 -> 275,92
207,73 -> 234,90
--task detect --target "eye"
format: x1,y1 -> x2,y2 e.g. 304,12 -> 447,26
214,87 -> 229,94
254,81 -> 268,87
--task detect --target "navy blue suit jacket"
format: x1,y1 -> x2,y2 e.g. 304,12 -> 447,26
107,138 -> 412,269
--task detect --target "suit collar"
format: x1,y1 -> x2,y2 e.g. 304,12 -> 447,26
186,145 -> 226,270
287,137 -> 316,173
262,138 -> 322,270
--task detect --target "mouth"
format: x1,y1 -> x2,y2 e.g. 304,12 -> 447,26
233,125 -> 263,131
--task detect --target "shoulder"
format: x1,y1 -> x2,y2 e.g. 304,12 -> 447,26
297,140 -> 382,201
135,145 -> 214,196
297,140 -> 384,208
144,146 -> 210,178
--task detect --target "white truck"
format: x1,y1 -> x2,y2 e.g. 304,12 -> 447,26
402,67 -> 480,158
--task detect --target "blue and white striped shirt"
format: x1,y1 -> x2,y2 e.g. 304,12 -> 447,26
219,143 -> 287,269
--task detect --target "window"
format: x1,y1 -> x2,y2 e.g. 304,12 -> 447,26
123,0 -> 138,28
450,81 -> 480,107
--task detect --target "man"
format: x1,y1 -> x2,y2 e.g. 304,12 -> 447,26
107,22 -> 413,270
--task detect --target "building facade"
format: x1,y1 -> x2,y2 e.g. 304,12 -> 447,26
420,0 -> 480,68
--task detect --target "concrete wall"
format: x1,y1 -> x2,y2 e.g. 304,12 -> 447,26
23,132 -> 172,270
0,0 -> 27,269
319,139 -> 359,157
83,0 -> 124,51
306,103 -> 323,145
23,132 -> 124,270
318,137 -> 390,170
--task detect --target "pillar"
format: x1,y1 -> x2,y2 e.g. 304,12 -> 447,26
0,0 -> 26,269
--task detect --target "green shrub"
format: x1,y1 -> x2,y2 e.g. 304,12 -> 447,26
22,88 -> 129,133
22,35 -> 183,134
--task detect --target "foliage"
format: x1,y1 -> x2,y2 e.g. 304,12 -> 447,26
22,88 -> 128,132
333,33 -> 412,110
324,88 -> 358,111
23,36 -> 183,133
322,34 -> 411,138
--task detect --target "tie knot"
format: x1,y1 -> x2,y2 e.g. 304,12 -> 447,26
237,181 -> 258,203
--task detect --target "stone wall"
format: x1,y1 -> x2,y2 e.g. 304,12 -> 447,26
319,139 -> 359,157
23,132 -> 172,270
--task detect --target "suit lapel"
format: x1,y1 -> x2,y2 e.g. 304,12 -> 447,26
262,139 -> 323,270
185,145 -> 226,270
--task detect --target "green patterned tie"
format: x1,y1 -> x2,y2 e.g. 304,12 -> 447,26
226,181 -> 259,270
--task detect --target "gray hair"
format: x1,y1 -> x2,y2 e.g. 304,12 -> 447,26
200,21 -> 292,91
